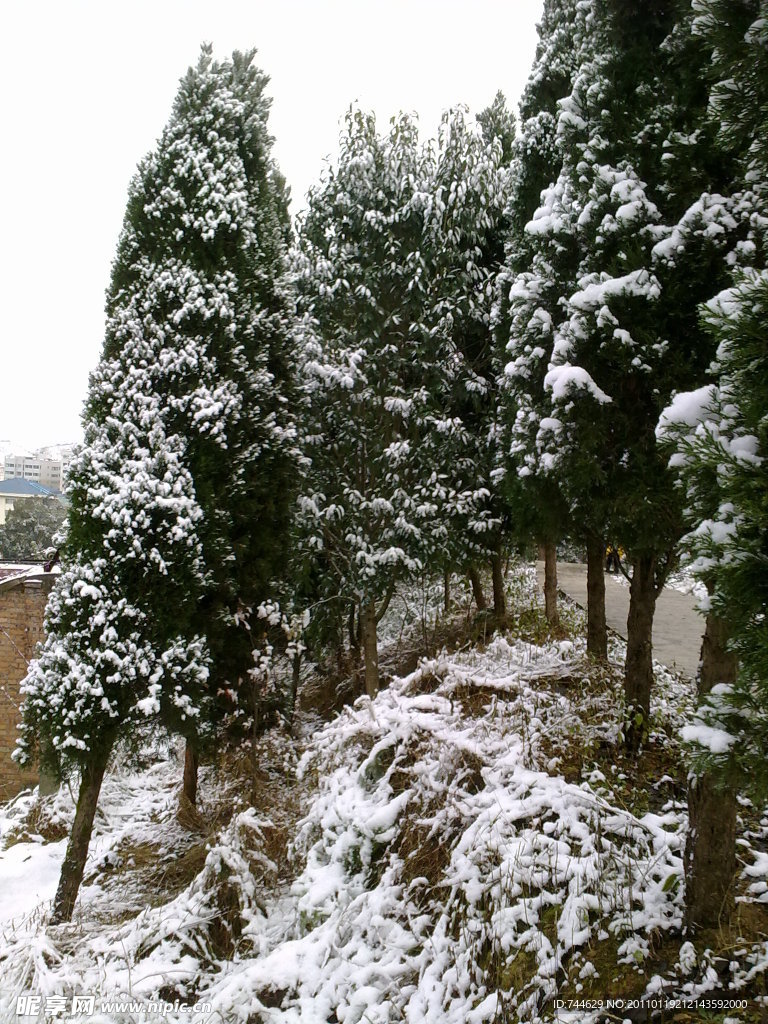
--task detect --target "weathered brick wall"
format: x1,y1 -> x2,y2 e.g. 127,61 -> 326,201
0,576 -> 53,800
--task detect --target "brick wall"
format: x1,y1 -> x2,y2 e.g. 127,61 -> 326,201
0,575 -> 53,800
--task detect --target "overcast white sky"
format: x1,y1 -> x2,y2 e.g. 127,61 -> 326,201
0,0 -> 544,452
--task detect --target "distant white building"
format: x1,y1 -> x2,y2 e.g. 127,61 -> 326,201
2,443 -> 76,491
4,455 -> 62,489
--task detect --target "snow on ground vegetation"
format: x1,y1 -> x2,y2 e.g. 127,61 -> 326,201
1,565 -> 767,1023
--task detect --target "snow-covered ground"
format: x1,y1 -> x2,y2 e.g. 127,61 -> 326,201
609,565 -> 709,605
1,566 -> 766,1023
0,791 -> 64,926
663,568 -> 709,604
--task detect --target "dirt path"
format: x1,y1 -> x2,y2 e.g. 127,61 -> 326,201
535,561 -> 705,678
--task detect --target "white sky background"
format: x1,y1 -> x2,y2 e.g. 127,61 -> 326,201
0,0 -> 544,452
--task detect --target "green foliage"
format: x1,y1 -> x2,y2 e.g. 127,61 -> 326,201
18,47 -> 297,776
658,1 -> 768,797
509,0 -> 584,245
294,109 -> 433,618
494,0 -> 585,551
425,99 -> 514,571
294,102 -> 512,642
662,271 -> 768,798
498,0 -> 734,568
0,499 -> 66,560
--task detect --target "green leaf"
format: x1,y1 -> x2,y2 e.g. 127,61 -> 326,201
662,872 -> 680,893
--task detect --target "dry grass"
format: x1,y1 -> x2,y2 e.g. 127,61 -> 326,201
2,804 -> 70,849
449,682 -> 509,718
207,728 -> 308,884
62,724 -> 311,930
562,902 -> 768,1019
397,820 -> 452,893
507,605 -> 572,645
79,832 -> 210,922
697,899 -> 768,959
391,739 -> 485,908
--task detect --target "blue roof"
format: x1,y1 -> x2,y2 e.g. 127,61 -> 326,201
0,478 -> 60,497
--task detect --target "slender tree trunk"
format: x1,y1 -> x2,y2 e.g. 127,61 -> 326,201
624,554 -> 657,752
685,606 -> 738,931
491,553 -> 506,619
182,742 -> 199,807
38,740 -> 59,797
443,570 -> 451,614
38,771 -> 59,797
288,652 -> 301,727
543,540 -> 559,626
335,639 -> 345,675
361,600 -> 380,698
696,604 -> 737,694
375,583 -> 395,623
348,602 -> 358,651
586,534 -> 607,660
468,566 -> 487,611
348,602 -> 358,654
52,747 -> 111,923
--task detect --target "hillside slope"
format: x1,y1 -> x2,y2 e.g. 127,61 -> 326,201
1,567 -> 766,1023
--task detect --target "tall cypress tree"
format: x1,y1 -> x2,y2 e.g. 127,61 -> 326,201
295,104 -> 514,694
17,47 -> 297,923
420,99 -> 514,616
295,110 -> 434,698
496,0 -> 593,636
657,0 -> 768,929
502,0 -> 734,746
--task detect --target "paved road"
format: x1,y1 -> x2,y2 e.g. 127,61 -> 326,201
535,561 -> 705,678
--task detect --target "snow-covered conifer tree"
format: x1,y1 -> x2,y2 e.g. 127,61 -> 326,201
295,112 -> 422,696
296,100 -> 513,690
420,98 -> 513,616
503,0 -> 734,746
657,0 -> 768,929
507,0 -> 582,244
495,0 -> 584,630
296,110 -> 461,697
660,274 -> 768,927
17,46 -> 297,922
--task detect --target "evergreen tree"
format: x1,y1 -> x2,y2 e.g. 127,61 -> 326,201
503,0 -> 733,745
295,110 -> 435,698
295,103 -> 513,692
420,99 -> 513,616
509,0 -> 581,244
16,47 -> 297,923
657,0 -> 768,929
0,498 -> 67,560
497,174 -> 579,631
495,0 -> 591,635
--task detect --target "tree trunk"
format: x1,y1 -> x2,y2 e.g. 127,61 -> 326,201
375,583 -> 395,623
51,747 -> 111,923
182,742 -> 199,807
443,570 -> 451,614
361,600 -> 379,698
348,602 -> 359,653
468,566 -> 487,611
624,554 -> 657,752
491,553 -> 506,619
543,540 -> 559,626
586,534 -> 607,660
698,606 -> 738,693
685,606 -> 738,931
335,638 -> 346,675
288,652 -> 301,728
38,767 -> 59,797
686,772 -> 737,931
